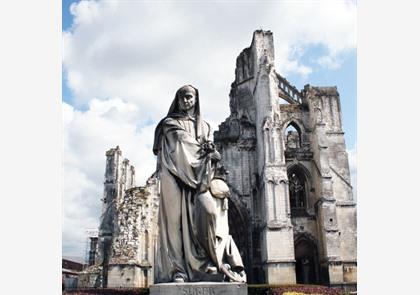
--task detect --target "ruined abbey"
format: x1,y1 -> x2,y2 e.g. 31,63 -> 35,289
79,30 -> 357,292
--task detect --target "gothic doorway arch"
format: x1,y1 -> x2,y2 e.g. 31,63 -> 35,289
294,235 -> 321,285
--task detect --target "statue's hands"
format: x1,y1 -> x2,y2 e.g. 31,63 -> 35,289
201,141 -> 215,154
200,141 -> 221,162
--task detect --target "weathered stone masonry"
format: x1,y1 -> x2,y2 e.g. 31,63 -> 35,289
79,30 -> 356,291
79,147 -> 159,288
214,30 -> 356,290
107,178 -> 159,288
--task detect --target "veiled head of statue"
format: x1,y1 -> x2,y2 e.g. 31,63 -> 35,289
166,84 -> 200,117
176,85 -> 197,112
177,85 -> 196,98
153,84 -> 205,155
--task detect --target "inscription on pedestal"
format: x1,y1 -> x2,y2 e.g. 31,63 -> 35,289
150,282 -> 247,295
180,286 -> 215,295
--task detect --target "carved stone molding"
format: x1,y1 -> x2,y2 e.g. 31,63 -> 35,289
266,220 -> 293,230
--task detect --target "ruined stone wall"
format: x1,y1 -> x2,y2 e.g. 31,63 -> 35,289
80,146 -> 144,287
216,30 -> 296,284
109,187 -> 142,266
97,146 -> 136,268
304,86 -> 357,286
215,30 -> 356,288
107,177 -> 159,288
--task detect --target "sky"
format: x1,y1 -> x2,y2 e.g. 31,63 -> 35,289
62,0 -> 357,259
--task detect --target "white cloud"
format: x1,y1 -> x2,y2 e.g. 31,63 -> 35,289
62,99 -> 156,257
63,0 -> 356,116
62,0 -> 356,256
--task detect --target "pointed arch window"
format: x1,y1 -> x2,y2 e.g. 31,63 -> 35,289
289,173 -> 306,208
285,122 -> 301,149
287,166 -> 308,214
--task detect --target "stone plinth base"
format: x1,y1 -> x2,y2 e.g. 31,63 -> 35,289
77,268 -> 102,288
264,262 -> 296,284
107,264 -> 151,288
150,282 -> 247,295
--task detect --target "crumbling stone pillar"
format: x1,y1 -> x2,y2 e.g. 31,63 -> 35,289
97,146 -> 136,287
251,31 -> 296,284
97,146 -> 123,286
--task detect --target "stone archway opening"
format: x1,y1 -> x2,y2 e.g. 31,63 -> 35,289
285,122 -> 302,149
294,237 -> 321,285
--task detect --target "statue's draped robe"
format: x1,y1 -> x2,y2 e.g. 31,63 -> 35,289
154,116 -> 244,283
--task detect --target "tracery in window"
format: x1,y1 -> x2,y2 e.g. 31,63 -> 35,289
288,166 -> 308,212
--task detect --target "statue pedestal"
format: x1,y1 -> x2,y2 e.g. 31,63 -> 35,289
150,282 -> 247,295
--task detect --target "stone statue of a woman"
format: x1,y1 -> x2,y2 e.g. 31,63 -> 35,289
152,85 -> 246,283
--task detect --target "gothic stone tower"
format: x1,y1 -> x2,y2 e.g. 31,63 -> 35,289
97,146 -> 136,287
214,30 -> 357,290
